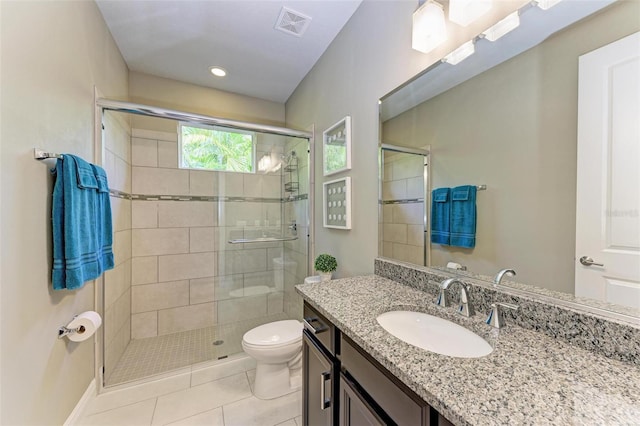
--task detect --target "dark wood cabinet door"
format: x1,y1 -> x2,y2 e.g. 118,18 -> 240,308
339,374 -> 387,426
303,331 -> 336,426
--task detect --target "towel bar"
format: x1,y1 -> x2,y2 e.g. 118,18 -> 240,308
228,236 -> 298,244
34,148 -> 63,160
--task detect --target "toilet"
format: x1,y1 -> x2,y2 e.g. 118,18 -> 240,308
242,320 -> 303,399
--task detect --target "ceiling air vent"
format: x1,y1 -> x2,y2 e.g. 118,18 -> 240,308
274,7 -> 312,37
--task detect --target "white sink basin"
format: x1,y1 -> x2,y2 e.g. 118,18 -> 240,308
376,310 -> 493,358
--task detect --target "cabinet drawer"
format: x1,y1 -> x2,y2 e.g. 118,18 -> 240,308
304,302 -> 338,356
340,335 -> 430,426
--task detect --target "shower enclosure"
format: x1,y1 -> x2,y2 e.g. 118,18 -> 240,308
99,101 -> 311,387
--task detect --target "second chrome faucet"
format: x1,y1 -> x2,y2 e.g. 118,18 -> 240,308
436,278 -> 475,317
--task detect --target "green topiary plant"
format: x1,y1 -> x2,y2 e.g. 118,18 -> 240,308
314,254 -> 337,273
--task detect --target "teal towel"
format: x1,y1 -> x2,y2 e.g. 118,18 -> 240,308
430,188 -> 450,245
450,185 -> 477,248
51,155 -> 114,290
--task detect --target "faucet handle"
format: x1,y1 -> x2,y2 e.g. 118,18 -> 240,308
486,302 -> 519,328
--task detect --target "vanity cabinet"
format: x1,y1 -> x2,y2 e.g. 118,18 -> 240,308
303,303 -> 340,426
339,372 -> 387,425
302,302 -> 451,426
340,335 -> 433,426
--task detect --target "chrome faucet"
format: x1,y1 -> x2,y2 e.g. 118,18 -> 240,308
435,278 -> 475,317
493,268 -> 516,286
486,302 -> 519,328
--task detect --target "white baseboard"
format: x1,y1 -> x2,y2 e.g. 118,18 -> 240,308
64,379 -> 96,426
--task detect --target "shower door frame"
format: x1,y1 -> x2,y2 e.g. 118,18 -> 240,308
95,97 -> 314,392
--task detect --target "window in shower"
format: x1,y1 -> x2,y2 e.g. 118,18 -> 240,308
179,122 -> 256,172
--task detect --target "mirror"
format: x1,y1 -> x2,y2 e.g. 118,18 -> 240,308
379,0 -> 640,318
323,116 -> 352,176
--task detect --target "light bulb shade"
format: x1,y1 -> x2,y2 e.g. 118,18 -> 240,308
483,11 -> 520,41
449,0 -> 493,27
258,152 -> 282,173
536,0 -> 562,10
258,153 -> 272,172
412,1 -> 447,54
444,40 -> 475,65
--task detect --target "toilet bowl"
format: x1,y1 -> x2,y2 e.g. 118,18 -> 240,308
242,320 -> 303,399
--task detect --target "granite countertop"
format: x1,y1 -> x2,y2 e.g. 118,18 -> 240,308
296,275 -> 640,426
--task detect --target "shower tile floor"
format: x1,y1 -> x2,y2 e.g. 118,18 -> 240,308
107,313 -> 289,386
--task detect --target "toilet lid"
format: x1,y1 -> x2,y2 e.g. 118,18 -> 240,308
243,320 -> 302,347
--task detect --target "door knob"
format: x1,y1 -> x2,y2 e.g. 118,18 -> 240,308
579,256 -> 604,267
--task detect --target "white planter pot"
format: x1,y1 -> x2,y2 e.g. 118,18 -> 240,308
319,272 -> 333,281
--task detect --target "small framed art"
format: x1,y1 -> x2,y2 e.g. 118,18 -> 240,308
323,176 -> 351,230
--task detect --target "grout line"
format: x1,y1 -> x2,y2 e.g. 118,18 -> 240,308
149,397 -> 159,426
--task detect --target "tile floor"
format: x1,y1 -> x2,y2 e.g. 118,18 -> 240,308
107,313 -> 289,385
78,354 -> 302,426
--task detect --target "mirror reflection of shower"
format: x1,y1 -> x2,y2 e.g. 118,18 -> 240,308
100,107 -> 311,387
379,144 -> 429,266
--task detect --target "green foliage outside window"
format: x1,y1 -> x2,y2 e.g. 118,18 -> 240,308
180,123 -> 254,172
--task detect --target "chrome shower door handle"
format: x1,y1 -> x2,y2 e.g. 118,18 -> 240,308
579,256 -> 604,267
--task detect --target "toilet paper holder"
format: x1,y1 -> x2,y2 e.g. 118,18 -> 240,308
58,315 -> 85,339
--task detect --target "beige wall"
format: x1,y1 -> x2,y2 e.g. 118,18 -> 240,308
383,1 -> 640,293
0,1 -> 128,424
285,0 -> 527,277
129,71 -> 286,131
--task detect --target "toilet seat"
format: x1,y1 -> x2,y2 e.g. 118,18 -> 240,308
243,320 -> 302,348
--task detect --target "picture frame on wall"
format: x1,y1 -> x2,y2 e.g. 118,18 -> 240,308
323,176 -> 351,230
322,116 -> 351,176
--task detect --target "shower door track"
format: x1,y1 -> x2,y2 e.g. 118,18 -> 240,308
96,98 -> 313,139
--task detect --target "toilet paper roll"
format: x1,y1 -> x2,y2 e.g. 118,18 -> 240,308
446,262 -> 463,270
66,311 -> 102,342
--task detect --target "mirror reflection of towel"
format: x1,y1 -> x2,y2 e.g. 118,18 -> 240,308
431,188 -> 450,245
450,185 -> 477,248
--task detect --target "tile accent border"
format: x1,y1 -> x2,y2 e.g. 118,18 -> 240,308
109,189 -> 308,203
375,257 -> 640,365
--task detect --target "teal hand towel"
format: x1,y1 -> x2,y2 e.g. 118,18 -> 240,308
450,185 -> 477,248
51,155 -> 114,290
431,188 -> 450,245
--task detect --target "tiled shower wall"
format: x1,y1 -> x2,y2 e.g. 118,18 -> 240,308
381,152 -> 425,265
102,112 -> 133,377
129,128 -> 301,339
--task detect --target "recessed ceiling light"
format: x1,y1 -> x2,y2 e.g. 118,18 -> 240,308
209,66 -> 227,77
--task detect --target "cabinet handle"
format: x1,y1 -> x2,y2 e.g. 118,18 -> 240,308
303,317 -> 327,334
320,371 -> 331,410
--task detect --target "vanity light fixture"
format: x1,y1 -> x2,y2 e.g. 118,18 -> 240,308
412,0 -> 447,54
444,40 -> 475,65
482,11 -> 520,41
209,66 -> 227,77
536,0 -> 563,10
449,0 -> 493,27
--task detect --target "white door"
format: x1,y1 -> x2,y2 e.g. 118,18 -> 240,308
575,32 -> 640,309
